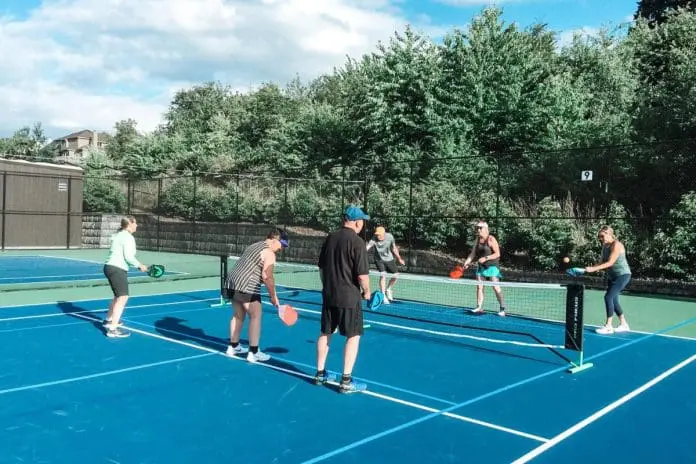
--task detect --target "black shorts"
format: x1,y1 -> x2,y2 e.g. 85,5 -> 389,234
104,264 -> 128,297
375,259 -> 398,274
226,289 -> 261,304
321,305 -> 364,338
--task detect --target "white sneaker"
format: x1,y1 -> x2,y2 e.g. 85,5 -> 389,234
386,289 -> 394,301
615,324 -> 630,333
497,310 -> 506,317
596,325 -> 614,335
247,351 -> 270,363
225,344 -> 248,357
470,307 -> 484,314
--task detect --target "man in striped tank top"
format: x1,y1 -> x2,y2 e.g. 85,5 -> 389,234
582,225 -> 631,335
224,228 -> 289,363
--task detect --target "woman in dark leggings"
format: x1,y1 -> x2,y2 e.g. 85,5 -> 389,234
583,225 -> 631,335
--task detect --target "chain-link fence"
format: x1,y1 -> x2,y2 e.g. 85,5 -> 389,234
80,144 -> 696,281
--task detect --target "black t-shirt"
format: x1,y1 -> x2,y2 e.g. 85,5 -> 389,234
318,227 -> 369,309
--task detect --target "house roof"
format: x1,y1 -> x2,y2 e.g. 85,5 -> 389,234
59,129 -> 110,140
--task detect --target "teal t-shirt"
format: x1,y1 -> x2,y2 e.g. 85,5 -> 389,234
602,244 -> 631,279
105,230 -> 141,271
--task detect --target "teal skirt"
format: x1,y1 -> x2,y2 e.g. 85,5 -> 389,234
476,265 -> 502,279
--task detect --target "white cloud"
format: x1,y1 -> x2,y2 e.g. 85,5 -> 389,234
0,0 -> 415,138
556,26 -> 601,48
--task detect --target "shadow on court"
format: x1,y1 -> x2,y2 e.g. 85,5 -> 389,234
153,317 -> 316,385
56,301 -> 106,333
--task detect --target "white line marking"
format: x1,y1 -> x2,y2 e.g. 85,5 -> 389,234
0,353 -> 213,396
37,254 -> 104,265
363,390 -> 549,442
66,311 -> 546,442
0,288 -> 219,309
511,353 -> 696,463
0,298 -> 220,322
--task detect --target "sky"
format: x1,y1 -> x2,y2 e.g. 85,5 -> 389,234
0,0 -> 637,140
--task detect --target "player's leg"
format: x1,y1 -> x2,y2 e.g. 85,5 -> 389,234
104,266 -> 130,337
226,292 -> 249,356
245,294 -> 269,362
597,278 -> 622,334
376,260 -> 389,302
339,307 -> 366,393
611,275 -> 631,332
315,305 -> 339,384
385,260 -> 398,301
471,272 -> 485,313
489,270 -> 507,316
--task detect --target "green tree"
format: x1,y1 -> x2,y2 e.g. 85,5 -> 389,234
634,0 -> 696,26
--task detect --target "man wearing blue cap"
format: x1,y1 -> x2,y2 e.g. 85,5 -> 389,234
224,228 -> 288,363
315,205 -> 371,393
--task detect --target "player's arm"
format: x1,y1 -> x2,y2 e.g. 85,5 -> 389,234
261,249 -> 279,306
355,241 -> 371,300
366,239 -> 375,251
585,242 -> 624,273
391,241 -> 405,265
462,244 -> 477,268
125,235 -> 148,272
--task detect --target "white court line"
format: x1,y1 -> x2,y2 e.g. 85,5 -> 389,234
2,286 -> 695,342
0,353 -> 213,396
511,353 -> 696,463
0,288 -> 218,309
0,290 -> 299,322
64,311 -> 547,443
0,298 -> 219,322
364,390 -> 548,442
1,270 -> 189,282
37,254 -> 104,265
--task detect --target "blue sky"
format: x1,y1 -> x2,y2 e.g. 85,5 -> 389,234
0,0 -> 638,140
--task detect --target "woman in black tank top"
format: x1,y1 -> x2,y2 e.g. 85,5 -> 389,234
462,221 -> 507,316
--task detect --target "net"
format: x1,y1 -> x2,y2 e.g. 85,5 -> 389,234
0,250 -> 221,294
219,256 -> 593,374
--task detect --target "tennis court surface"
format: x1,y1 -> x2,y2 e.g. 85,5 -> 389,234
1,253 -> 695,463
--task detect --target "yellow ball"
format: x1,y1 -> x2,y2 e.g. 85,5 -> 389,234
563,257 -> 570,264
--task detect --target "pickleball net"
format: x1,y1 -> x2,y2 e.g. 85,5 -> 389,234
217,255 -> 593,373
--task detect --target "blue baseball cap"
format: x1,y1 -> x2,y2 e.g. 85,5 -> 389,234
344,205 -> 370,221
279,230 -> 289,248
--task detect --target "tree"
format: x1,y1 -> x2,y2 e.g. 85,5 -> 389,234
634,0 -> 695,26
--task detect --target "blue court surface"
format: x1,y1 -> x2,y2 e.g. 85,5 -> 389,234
0,255 -> 179,285
1,286 -> 695,463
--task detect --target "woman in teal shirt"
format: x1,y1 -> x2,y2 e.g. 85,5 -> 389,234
583,225 -> 631,335
103,216 -> 148,338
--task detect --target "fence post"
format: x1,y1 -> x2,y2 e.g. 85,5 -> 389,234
127,178 -> 132,214
192,175 -> 198,252
407,162 -> 414,271
66,177 -> 72,249
1,172 -> 6,251
234,174 -> 240,255
156,178 -> 162,251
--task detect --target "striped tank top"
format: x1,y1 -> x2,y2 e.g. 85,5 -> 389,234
602,244 -> 631,279
226,241 -> 269,295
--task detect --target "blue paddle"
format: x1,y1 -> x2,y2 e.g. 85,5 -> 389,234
566,267 -> 585,277
367,290 -> 384,311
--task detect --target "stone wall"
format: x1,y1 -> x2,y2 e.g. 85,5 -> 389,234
81,214 -> 124,248
81,213 -> 696,298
